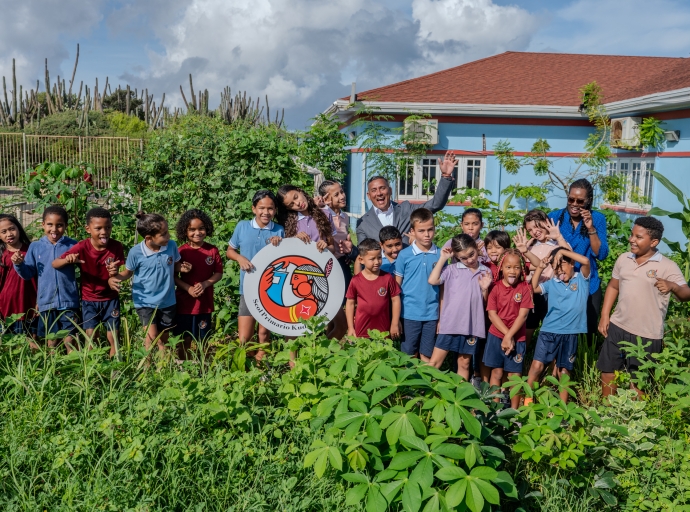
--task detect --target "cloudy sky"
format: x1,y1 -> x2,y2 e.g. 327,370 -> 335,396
2,0 -> 690,128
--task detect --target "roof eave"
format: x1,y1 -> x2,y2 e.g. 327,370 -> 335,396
606,86 -> 690,115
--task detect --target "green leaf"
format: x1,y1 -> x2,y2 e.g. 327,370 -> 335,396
470,466 -> 497,480
445,479 -> 468,508
346,484 -> 368,506
465,443 -> 478,469
433,443 -> 465,460
446,404 -> 461,433
466,481 -> 485,512
400,435 -> 429,453
371,386 -> 397,406
300,382 -> 319,395
328,446 -> 343,471
493,471 -> 518,499
366,486 -> 388,512
342,473 -> 369,484
334,412 -> 364,428
389,451 -> 426,470
436,466 -> 468,481
409,456 -> 434,491
314,451 -> 329,477
402,481 -> 422,512
472,478 -> 500,505
457,407 -> 482,438
651,170 -> 685,206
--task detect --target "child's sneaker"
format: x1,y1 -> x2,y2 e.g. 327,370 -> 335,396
470,375 -> 482,390
499,391 -> 511,408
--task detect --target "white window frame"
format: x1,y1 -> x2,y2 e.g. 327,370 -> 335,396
397,156 -> 485,200
606,158 -> 655,209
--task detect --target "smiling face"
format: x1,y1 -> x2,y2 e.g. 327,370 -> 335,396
367,178 -> 392,211
456,246 -> 479,270
146,222 -> 171,250
486,240 -> 505,264
525,220 -> 547,242
186,217 -> 207,247
323,183 -> 347,210
501,253 -> 523,286
461,214 -> 482,240
0,219 -> 20,248
282,190 -> 309,213
42,213 -> 67,244
553,256 -> 575,283
567,187 -> 588,219
629,224 -> 658,256
382,238 -> 403,260
85,217 -> 113,250
252,197 -> 276,227
411,219 -> 435,250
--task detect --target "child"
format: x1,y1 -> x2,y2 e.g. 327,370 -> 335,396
515,210 -> 571,346
53,207 -> 125,357
525,247 -> 591,404
227,190 -> 284,360
598,217 -> 690,398
484,249 -> 533,409
14,206 -> 80,351
484,230 -> 511,283
174,209 -> 224,359
395,208 -> 441,361
443,208 -> 488,262
277,184 -> 340,339
109,212 -> 191,352
427,234 -> 492,381
354,226 -> 403,276
345,238 -> 401,339
0,214 -> 37,343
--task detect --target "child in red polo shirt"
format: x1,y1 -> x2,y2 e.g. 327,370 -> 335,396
53,207 -> 124,357
0,214 -> 37,344
174,210 -> 223,359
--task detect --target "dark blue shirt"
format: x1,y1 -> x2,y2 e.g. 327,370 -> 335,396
548,208 -> 608,294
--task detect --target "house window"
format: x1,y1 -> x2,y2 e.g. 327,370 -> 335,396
607,158 -> 654,208
397,156 -> 485,200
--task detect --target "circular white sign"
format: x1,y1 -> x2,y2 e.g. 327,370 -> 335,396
242,238 -> 345,336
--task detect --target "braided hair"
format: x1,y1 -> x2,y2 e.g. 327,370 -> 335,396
496,248 -> 533,306
276,185 -> 334,243
558,178 -> 594,237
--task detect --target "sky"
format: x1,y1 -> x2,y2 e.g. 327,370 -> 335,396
2,0 -> 690,129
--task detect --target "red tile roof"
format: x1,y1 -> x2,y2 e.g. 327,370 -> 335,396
351,52 -> 690,106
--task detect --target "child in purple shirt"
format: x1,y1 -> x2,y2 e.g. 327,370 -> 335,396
428,234 -> 493,381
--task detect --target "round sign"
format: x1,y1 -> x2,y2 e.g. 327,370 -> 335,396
243,238 -> 346,336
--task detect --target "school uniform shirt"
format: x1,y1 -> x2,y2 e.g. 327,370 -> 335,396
527,240 -> 562,283
345,271 -> 401,337
610,251 -> 686,340
60,239 -> 125,301
538,272 -> 589,334
487,280 -> 533,342
125,241 -> 180,309
296,212 -> 337,243
380,257 -> 396,275
322,206 -> 350,259
14,235 -> 79,312
176,243 -> 223,315
437,262 -> 489,338
0,244 -> 37,320
394,242 -> 441,321
228,220 -> 285,295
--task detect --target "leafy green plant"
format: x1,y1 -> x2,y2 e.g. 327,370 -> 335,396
638,117 -> 666,151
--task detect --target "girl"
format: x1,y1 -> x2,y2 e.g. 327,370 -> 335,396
174,209 -> 224,360
109,212 -> 191,352
484,249 -> 533,409
443,208 -> 488,263
428,234 -> 492,381
514,210 -> 571,346
548,179 -> 608,338
277,185 -> 339,340
227,190 -> 284,361
0,214 -> 37,345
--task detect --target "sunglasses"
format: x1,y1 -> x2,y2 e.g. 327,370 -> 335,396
567,196 -> 587,206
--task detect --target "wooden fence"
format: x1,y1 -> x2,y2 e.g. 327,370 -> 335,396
0,133 -> 143,189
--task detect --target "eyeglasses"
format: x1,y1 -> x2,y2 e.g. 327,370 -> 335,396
567,197 -> 587,205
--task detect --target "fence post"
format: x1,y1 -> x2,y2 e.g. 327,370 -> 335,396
79,136 -> 82,162
22,133 -> 27,175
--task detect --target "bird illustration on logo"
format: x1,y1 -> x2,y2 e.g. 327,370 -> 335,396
259,256 -> 332,323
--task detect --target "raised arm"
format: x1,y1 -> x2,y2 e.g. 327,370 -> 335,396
582,209 -> 608,260
420,151 -> 456,213
554,248 -> 591,278
428,247 -> 451,285
12,248 -> 36,280
531,257 -> 549,293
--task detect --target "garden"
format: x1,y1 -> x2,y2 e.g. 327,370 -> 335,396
0,111 -> 689,512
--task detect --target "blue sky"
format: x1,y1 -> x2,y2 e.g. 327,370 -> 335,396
2,0 -> 690,129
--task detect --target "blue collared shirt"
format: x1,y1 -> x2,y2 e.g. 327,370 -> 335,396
125,241 -> 180,309
548,208 -> 608,294
394,242 -> 441,321
229,219 -> 285,294
539,272 -> 590,334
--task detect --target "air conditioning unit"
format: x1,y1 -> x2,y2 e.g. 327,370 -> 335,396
610,117 -> 640,147
404,119 -> 438,145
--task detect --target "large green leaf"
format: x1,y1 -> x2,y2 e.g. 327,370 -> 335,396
465,481 -> 485,512
445,478 -> 468,508
651,170 -> 685,206
389,451 -> 426,470
402,481 -> 422,512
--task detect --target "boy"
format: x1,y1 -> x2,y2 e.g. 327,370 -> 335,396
379,226 -> 403,274
53,207 -> 124,358
395,208 -> 441,361
598,217 -> 690,398
13,205 -> 80,351
345,238 -> 401,339
525,247 -> 590,404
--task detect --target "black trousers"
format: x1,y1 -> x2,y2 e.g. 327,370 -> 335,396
587,285 -> 603,338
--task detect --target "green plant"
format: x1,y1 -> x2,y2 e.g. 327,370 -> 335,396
297,112 -> 350,180
500,183 -> 548,212
638,117 -> 666,151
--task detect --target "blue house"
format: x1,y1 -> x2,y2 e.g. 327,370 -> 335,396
325,51 -> 690,243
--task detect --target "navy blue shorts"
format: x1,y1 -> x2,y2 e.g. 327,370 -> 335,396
174,313 -> 213,341
136,305 -> 176,331
533,331 -> 579,371
483,332 -> 526,373
435,334 -> 480,356
400,319 -> 436,357
82,299 -> 121,331
2,316 -> 37,336
37,309 -> 79,338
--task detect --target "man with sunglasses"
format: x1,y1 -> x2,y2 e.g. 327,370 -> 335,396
548,179 -> 609,339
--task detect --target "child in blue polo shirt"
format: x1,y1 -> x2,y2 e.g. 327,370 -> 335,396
525,247 -> 590,404
395,208 -> 441,361
109,212 -> 191,353
227,190 -> 284,361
